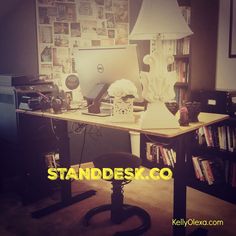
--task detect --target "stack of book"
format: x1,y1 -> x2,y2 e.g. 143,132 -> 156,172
175,60 -> 189,82
192,156 -> 224,185
192,156 -> 236,187
175,89 -> 186,106
146,142 -> 176,168
198,125 -> 236,152
176,37 -> 191,55
162,37 -> 190,56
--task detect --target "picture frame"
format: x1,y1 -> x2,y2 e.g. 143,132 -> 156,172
229,0 -> 236,58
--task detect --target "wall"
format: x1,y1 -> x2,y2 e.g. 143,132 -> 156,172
0,0 -> 38,75
216,0 -> 236,90
129,0 -> 150,72
0,0 -> 132,164
190,0 -> 219,91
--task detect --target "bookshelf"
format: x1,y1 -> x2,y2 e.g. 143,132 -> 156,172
183,118 -> 236,205
189,118 -> 236,190
140,118 -> 236,205
172,1 -> 192,105
174,0 -> 219,105
140,134 -> 177,178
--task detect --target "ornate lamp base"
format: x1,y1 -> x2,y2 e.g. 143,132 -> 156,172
140,101 -> 179,129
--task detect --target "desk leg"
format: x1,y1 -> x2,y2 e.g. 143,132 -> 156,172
32,120 -> 96,218
173,135 -> 187,236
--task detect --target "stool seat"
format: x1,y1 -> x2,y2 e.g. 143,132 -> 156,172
83,152 -> 151,236
93,152 -> 141,170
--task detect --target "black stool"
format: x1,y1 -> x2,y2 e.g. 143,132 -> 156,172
83,152 -> 151,236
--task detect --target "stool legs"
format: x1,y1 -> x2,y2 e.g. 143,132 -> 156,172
82,180 -> 151,236
111,181 -> 124,224
83,204 -> 111,226
83,181 -> 125,226
114,205 -> 151,236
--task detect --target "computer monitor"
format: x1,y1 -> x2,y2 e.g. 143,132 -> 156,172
76,44 -> 143,102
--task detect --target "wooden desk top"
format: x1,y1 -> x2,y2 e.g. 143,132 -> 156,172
17,109 -> 228,138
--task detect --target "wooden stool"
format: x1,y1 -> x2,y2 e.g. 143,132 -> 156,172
83,152 -> 151,236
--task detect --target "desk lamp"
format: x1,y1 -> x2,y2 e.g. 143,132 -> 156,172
129,0 -> 193,129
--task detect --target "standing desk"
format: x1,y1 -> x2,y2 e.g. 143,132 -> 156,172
17,109 -> 228,236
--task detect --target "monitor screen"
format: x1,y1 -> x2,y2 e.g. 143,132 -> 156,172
76,45 -> 143,101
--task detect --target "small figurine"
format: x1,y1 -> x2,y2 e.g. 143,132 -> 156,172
179,106 -> 189,126
185,101 -> 201,122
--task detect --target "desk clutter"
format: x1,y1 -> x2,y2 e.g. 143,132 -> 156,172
1,74 -> 206,127
4,74 -> 226,131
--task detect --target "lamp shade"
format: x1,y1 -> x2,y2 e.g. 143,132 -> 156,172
129,0 -> 193,40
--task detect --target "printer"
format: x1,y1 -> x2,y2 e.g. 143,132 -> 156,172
0,75 -> 58,142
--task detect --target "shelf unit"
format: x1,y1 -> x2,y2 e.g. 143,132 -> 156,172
140,134 -> 180,179
140,117 -> 236,206
174,0 -> 219,105
172,0 -> 192,105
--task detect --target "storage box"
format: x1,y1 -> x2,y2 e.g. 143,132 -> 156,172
191,90 -> 236,117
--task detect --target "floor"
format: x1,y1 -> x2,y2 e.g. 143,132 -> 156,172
0,166 -> 236,236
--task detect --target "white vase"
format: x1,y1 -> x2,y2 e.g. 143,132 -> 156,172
140,101 -> 179,129
111,97 -> 135,123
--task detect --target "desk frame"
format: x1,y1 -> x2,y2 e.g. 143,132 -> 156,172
18,116 -> 96,218
17,110 -> 228,235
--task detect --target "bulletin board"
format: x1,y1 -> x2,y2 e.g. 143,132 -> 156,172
36,0 -> 130,87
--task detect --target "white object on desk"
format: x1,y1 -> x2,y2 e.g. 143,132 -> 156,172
111,97 -> 135,123
140,101 -> 179,129
129,131 -> 140,157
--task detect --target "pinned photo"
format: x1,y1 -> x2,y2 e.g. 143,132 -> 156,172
71,22 -> 81,37
56,3 -> 76,21
54,22 -> 69,34
40,46 -> 52,62
39,26 -> 53,43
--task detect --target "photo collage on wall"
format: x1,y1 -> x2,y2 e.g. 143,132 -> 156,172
36,0 -> 129,92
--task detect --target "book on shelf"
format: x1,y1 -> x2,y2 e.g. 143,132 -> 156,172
146,142 -> 176,168
197,127 -> 206,145
175,89 -> 187,106
176,37 -> 190,55
203,126 -> 213,147
201,159 -> 215,185
175,60 -> 189,83
192,156 -> 205,181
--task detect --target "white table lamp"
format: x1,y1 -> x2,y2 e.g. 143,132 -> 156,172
130,0 -> 193,129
